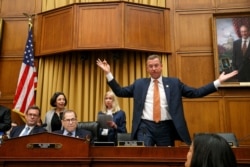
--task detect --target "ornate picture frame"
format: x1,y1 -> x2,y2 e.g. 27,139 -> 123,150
213,12 -> 250,86
0,18 -> 2,48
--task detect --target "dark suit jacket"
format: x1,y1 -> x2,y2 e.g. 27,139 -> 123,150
0,105 -> 11,132
98,110 -> 127,143
53,128 -> 92,139
10,125 -> 47,138
98,110 -> 127,133
232,38 -> 250,81
108,77 -> 217,145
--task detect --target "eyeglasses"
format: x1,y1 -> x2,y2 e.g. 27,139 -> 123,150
27,113 -> 39,118
63,118 -> 77,123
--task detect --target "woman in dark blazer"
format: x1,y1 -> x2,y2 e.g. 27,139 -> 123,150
97,91 -> 127,145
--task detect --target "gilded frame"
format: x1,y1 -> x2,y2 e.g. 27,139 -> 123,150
213,12 -> 250,87
0,18 -> 2,47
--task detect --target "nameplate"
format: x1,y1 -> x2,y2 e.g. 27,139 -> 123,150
27,143 -> 62,149
240,82 -> 250,86
118,141 -> 144,147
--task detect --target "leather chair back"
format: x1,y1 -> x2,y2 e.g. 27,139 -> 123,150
78,121 -> 100,142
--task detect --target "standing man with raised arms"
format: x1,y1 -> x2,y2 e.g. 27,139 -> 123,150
96,54 -> 238,146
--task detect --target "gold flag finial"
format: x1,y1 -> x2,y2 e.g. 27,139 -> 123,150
23,13 -> 35,29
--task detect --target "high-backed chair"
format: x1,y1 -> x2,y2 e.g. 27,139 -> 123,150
194,132 -> 238,147
217,133 -> 238,147
78,121 -> 100,142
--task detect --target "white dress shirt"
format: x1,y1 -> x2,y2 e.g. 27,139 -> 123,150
242,37 -> 250,48
19,125 -> 33,136
141,76 -> 171,121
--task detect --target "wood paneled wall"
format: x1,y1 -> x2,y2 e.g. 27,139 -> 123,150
167,0 -> 250,146
0,0 -> 42,124
0,0 -> 250,146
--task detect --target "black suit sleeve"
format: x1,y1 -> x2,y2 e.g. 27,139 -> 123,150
0,106 -> 11,132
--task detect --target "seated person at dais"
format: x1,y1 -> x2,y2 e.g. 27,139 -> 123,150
0,105 -> 11,135
10,106 -> 47,138
54,110 -> 92,141
97,91 -> 127,145
6,122 -> 17,139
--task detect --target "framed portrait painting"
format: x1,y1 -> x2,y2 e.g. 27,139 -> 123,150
213,12 -> 250,86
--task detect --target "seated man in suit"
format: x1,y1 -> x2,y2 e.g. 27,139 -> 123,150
53,110 -> 92,141
0,105 -> 11,134
10,105 -> 47,138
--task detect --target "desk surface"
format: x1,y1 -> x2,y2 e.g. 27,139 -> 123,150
0,133 -> 250,167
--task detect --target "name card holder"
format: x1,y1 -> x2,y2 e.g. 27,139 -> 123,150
118,141 -> 144,147
27,143 -> 62,149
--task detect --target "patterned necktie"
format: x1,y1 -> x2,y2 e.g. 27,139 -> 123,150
153,80 -> 161,123
21,127 -> 30,136
242,40 -> 247,55
67,132 -> 72,136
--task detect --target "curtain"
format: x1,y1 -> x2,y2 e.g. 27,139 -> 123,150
37,0 -> 168,132
36,51 -> 168,132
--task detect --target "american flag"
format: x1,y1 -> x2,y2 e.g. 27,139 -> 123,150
13,28 -> 37,115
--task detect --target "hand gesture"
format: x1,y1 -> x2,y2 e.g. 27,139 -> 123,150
96,59 -> 110,74
107,121 -> 117,129
218,70 -> 238,83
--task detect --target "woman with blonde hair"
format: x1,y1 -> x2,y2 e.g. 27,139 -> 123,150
97,91 -> 127,144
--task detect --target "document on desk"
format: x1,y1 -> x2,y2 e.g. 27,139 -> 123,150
97,114 -> 113,128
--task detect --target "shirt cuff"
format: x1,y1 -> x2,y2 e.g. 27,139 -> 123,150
213,79 -> 221,89
106,72 -> 114,82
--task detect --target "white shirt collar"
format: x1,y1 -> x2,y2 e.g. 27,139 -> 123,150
151,76 -> 162,84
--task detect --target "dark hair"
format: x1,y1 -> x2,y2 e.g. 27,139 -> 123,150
25,105 -> 41,116
191,133 -> 237,167
50,92 -> 67,107
60,110 -> 77,120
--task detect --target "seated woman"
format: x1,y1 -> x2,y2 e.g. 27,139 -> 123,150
185,133 -> 237,167
97,91 -> 127,145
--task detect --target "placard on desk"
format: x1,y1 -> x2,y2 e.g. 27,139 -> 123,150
118,141 -> 144,147
0,132 -> 90,158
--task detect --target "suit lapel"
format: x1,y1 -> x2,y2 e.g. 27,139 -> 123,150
162,77 -> 170,105
142,78 -> 151,102
30,126 -> 36,135
16,125 -> 25,137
